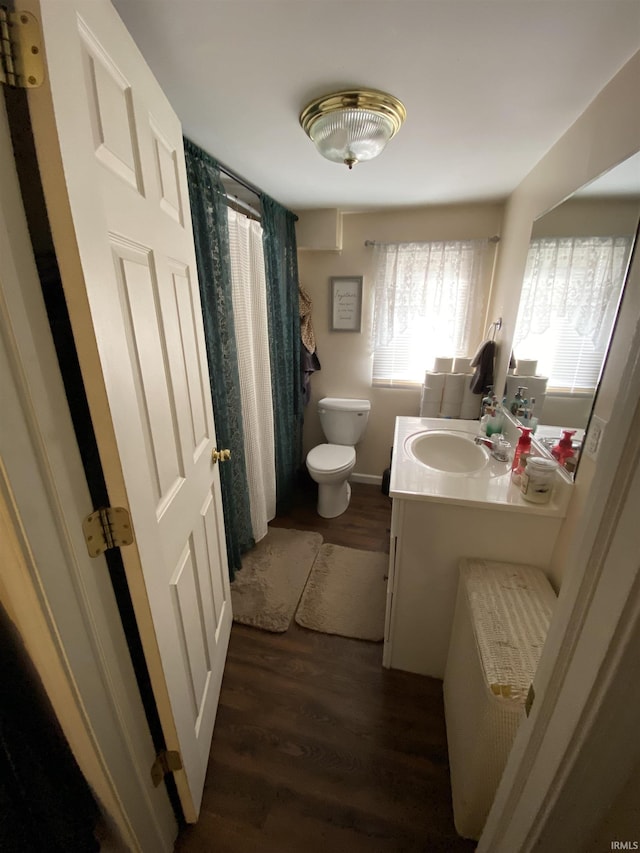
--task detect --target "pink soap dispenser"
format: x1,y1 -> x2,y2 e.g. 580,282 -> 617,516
511,426 -> 533,485
552,430 -> 576,468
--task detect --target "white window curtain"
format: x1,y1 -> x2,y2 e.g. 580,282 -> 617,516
513,235 -> 633,391
372,240 -> 489,383
227,208 -> 276,541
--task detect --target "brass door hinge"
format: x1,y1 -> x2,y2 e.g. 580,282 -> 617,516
151,750 -> 182,787
82,506 -> 134,557
0,7 -> 43,88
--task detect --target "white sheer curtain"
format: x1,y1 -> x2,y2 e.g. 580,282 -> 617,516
227,208 -> 276,541
372,240 -> 489,382
515,236 -> 632,349
514,235 -> 632,390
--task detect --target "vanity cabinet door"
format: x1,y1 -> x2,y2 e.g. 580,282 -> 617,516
384,499 -> 561,679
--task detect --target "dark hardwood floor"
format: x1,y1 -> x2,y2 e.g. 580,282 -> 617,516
176,483 -> 476,852
269,478 -> 393,554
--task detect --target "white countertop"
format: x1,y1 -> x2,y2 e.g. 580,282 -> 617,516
390,417 -> 572,517
535,424 -> 585,443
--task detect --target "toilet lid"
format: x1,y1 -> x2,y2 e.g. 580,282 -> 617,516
307,443 -> 355,472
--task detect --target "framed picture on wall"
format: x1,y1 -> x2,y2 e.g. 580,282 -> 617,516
330,276 -> 363,332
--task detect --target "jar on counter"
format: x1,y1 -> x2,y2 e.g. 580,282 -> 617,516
520,457 -> 558,504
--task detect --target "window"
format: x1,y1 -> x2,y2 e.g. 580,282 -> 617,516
371,240 -> 489,384
513,236 -> 633,392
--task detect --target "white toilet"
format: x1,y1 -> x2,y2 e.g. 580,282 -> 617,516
306,397 -> 371,518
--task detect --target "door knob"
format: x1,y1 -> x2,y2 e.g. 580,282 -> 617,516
212,448 -> 231,464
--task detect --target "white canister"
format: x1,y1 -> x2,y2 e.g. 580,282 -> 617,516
520,457 -> 557,504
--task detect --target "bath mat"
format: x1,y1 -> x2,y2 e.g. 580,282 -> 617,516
295,544 -> 388,641
231,528 -> 323,633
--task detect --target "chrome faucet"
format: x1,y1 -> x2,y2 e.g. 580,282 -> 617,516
474,436 -> 493,449
474,434 -> 510,462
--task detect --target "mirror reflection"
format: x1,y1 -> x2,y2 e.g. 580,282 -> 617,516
508,152 -> 640,456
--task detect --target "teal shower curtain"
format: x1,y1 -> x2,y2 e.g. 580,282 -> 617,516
184,139 -> 254,579
261,195 -> 304,513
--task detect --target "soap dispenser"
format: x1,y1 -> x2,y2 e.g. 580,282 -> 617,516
509,386 -> 527,415
552,430 -> 576,468
511,426 -> 533,485
481,386 -> 494,417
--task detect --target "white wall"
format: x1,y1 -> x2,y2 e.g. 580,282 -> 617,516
538,393 -> 595,429
296,204 -> 503,479
531,196 -> 639,238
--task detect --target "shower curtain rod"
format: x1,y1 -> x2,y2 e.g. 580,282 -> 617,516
218,161 -> 263,201
225,193 -> 262,221
364,235 -> 501,247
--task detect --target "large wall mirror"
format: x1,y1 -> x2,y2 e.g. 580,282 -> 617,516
507,151 -> 640,455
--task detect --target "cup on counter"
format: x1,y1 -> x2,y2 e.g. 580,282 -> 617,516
485,412 -> 504,436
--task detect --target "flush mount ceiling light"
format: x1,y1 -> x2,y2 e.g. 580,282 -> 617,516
299,89 -> 406,170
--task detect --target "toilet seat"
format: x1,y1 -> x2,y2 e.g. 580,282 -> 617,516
306,443 -> 355,473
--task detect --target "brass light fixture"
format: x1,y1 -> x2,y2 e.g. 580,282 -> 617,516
299,89 -> 406,170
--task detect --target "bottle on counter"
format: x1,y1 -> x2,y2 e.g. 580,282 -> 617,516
516,398 -> 538,433
511,426 -> 533,485
528,397 -> 539,433
509,386 -> 527,415
551,430 -> 577,468
481,386 -> 494,417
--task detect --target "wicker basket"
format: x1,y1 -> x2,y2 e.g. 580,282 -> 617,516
443,558 -> 556,840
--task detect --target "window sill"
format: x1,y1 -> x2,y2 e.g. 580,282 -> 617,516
372,379 -> 422,390
546,388 -> 596,397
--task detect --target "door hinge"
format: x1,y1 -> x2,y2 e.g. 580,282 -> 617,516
82,506 -> 134,557
525,683 -> 535,717
0,7 -> 43,89
151,750 -> 182,788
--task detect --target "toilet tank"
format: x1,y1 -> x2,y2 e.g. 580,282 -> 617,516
318,397 -> 371,445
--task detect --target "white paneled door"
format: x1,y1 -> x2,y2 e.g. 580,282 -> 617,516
20,0 -> 232,820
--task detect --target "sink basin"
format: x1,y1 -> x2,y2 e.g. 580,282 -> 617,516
405,430 -> 488,474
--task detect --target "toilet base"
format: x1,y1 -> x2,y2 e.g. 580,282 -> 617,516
317,480 -> 351,518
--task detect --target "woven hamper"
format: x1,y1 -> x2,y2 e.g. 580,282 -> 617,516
443,558 -> 556,840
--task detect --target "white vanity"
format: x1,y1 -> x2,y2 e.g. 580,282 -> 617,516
383,416 -> 573,679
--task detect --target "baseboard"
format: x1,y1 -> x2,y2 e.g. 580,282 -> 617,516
351,473 -> 383,486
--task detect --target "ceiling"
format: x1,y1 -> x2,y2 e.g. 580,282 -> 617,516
112,1 -> 640,212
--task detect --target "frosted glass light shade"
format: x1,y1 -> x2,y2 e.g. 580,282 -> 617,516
309,109 -> 396,166
300,89 -> 406,169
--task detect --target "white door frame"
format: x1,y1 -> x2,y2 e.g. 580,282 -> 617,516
0,88 -> 176,852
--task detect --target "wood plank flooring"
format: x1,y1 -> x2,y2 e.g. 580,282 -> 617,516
176,483 -> 476,852
269,477 -> 393,554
